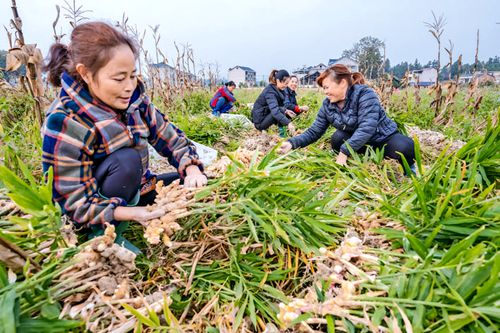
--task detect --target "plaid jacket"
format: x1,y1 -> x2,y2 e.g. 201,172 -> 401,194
42,72 -> 203,225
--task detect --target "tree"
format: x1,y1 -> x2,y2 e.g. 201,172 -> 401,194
342,36 -> 385,80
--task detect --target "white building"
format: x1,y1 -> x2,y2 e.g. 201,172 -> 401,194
409,68 -> 438,87
328,57 -> 359,72
228,66 -> 256,87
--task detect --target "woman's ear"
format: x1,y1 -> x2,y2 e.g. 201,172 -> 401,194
75,63 -> 90,84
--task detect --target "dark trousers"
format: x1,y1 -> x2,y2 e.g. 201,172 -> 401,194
254,113 -> 279,131
95,148 -> 180,206
330,130 -> 415,166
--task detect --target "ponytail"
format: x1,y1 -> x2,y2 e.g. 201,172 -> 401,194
351,72 -> 365,85
317,64 -> 366,87
268,69 -> 278,85
43,43 -> 71,87
268,69 -> 290,85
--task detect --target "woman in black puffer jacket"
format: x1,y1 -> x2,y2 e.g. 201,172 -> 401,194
280,64 -> 415,171
251,69 -> 296,137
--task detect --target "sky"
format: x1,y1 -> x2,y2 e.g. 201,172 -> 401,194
1,0 -> 499,80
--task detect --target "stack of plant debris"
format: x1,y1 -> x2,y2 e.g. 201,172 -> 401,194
57,224 -> 176,332
206,147 -> 263,177
407,125 -> 465,157
277,232 -> 385,331
241,130 -> 281,154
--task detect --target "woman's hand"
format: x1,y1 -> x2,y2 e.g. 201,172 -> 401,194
299,105 -> 309,112
287,122 -> 296,136
114,206 -> 166,226
278,141 -> 293,154
285,109 -> 297,118
336,152 -> 348,166
184,165 -> 208,188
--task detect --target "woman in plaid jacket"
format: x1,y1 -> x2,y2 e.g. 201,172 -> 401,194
42,22 -> 207,230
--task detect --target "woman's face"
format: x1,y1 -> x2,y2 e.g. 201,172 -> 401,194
288,77 -> 298,91
227,85 -> 235,92
78,44 -> 137,110
322,76 -> 348,103
276,77 -> 290,90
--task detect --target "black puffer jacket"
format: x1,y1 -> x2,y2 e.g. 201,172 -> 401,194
288,84 -> 398,155
251,84 -> 290,126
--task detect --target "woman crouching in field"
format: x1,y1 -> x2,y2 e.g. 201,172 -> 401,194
279,64 -> 415,172
209,81 -> 236,116
42,22 -> 207,247
283,75 -> 309,119
251,69 -> 297,137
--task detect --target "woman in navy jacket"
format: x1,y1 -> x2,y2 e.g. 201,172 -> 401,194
280,64 -> 415,171
283,75 -> 309,117
251,69 -> 296,136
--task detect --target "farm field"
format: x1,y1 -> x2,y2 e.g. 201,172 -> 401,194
0,82 -> 499,332
1,1 -> 499,331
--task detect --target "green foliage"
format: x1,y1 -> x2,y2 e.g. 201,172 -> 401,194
0,92 -> 42,181
0,160 -> 84,332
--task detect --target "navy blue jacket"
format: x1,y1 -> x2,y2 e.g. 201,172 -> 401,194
283,87 -> 299,113
251,84 -> 291,126
288,84 -> 398,155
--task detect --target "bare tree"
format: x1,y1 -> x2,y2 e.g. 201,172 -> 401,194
444,40 -> 453,81
52,5 -> 66,43
424,11 -> 446,85
149,25 -> 161,64
456,54 -> 462,84
62,0 -> 92,28
473,29 -> 480,73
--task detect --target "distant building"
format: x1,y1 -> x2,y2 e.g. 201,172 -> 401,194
474,71 -> 497,85
228,66 -> 256,87
408,68 -> 438,87
149,62 -> 197,84
492,71 -> 500,84
292,57 -> 360,86
458,71 -> 496,85
328,57 -> 359,72
292,63 -> 328,86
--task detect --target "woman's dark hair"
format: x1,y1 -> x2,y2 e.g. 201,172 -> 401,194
43,21 -> 138,87
225,81 -> 236,87
268,69 -> 290,85
316,64 -> 365,88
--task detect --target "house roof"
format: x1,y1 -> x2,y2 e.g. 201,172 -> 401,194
328,57 -> 358,66
229,66 -> 256,73
150,62 -> 175,70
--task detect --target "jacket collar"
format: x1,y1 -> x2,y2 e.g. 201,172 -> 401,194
59,72 -> 146,122
270,83 -> 285,97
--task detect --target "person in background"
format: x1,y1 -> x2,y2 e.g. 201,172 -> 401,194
42,22 -> 207,251
283,75 -> 309,119
279,64 -> 415,173
251,69 -> 296,137
210,81 -> 236,116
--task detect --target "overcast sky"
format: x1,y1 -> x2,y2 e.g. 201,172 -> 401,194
1,0 -> 499,80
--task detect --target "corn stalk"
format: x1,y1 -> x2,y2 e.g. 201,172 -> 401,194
5,0 -> 44,127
